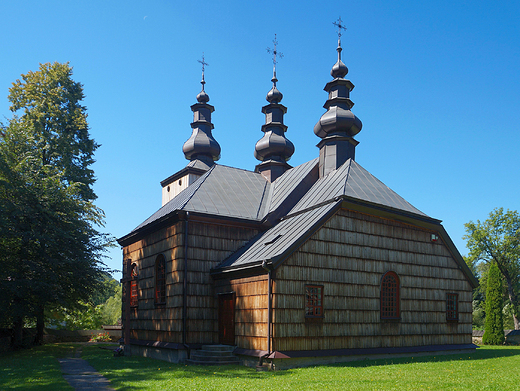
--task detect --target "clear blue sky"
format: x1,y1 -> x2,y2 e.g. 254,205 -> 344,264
2,1 -> 519,281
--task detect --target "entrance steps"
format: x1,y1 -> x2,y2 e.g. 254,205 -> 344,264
186,345 -> 239,365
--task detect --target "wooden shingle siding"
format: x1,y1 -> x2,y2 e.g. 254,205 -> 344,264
272,208 -> 473,352
122,219 -> 259,346
216,275 -> 268,351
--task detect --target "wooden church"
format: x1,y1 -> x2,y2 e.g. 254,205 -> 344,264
118,26 -> 478,368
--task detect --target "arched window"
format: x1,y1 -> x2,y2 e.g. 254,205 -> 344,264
155,255 -> 166,304
380,271 -> 400,319
130,263 -> 138,307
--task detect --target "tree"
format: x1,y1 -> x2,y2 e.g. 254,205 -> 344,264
464,208 -> 520,330
0,62 -> 110,347
482,262 -> 505,344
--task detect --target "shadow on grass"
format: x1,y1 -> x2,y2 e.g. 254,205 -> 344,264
0,344 -> 77,390
79,345 -> 520,389
325,346 -> 520,369
81,345 -> 290,389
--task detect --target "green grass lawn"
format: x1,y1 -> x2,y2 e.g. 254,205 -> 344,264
2,344 -> 520,390
0,343 -> 76,390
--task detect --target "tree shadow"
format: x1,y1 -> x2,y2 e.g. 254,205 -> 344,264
324,346 -> 520,369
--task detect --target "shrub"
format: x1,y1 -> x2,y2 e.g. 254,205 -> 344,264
89,332 -> 112,342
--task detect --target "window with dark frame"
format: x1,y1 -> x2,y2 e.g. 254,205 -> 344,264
155,255 -> 166,305
130,263 -> 138,307
380,271 -> 400,319
305,285 -> 324,317
446,293 -> 459,321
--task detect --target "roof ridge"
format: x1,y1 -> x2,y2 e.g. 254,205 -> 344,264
341,158 -> 353,195
177,164 -> 216,208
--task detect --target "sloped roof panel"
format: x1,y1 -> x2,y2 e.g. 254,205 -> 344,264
268,158 -> 318,213
132,167 -> 213,231
217,202 -> 337,269
290,159 -> 427,217
343,160 -> 427,216
131,164 -> 271,233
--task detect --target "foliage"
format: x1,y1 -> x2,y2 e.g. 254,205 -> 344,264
89,332 -> 112,342
0,62 -> 112,346
100,283 -> 122,325
7,62 -> 97,201
48,302 -> 103,331
464,208 -> 520,330
483,262 -> 505,345
47,280 -> 121,330
91,274 -> 120,307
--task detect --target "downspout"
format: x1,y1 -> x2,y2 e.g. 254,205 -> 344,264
123,258 -> 131,350
183,212 -> 189,355
262,260 -> 272,359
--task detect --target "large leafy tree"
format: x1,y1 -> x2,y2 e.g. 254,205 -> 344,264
464,208 -> 520,330
0,62 -> 109,347
482,262 -> 505,344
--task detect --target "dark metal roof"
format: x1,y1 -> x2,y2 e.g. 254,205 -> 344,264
290,158 -> 428,218
216,202 -> 337,270
130,156 -> 428,239
267,158 -> 318,214
132,164 -> 271,232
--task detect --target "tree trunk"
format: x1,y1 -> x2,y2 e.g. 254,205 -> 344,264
502,269 -> 520,330
33,304 -> 45,345
12,316 -> 24,349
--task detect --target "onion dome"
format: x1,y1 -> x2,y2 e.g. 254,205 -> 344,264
266,76 -> 283,103
254,36 -> 294,182
315,18 -> 362,177
331,42 -> 349,79
182,55 -> 221,166
314,36 -> 362,139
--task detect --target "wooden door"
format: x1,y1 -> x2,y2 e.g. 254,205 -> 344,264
218,293 -> 235,345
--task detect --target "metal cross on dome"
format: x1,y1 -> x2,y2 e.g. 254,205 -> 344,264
197,53 -> 208,90
333,17 -> 347,40
267,34 -> 284,67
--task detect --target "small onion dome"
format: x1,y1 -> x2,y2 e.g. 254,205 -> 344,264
331,45 -> 348,79
266,77 -> 283,103
314,105 -> 362,138
196,89 -> 209,103
331,58 -> 348,79
254,130 -> 294,162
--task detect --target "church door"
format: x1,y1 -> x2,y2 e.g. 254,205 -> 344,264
218,293 -> 235,345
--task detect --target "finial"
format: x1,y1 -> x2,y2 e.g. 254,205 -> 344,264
333,17 -> 347,46
196,53 -> 210,103
330,17 -> 348,79
197,53 -> 208,91
267,34 -> 284,85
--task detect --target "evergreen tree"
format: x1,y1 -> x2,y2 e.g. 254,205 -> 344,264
482,262 -> 505,345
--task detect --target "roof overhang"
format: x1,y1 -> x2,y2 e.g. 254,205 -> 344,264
118,210 -> 266,248
211,196 -> 478,288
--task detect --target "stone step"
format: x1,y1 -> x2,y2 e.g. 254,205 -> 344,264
186,345 -> 239,366
200,344 -> 235,352
190,352 -> 238,362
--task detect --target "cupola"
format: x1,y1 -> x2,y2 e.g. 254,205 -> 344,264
182,54 -> 221,167
254,35 -> 294,182
314,18 -> 362,178
161,55 -> 219,206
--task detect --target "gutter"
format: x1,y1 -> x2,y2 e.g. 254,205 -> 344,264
183,212 -> 189,347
